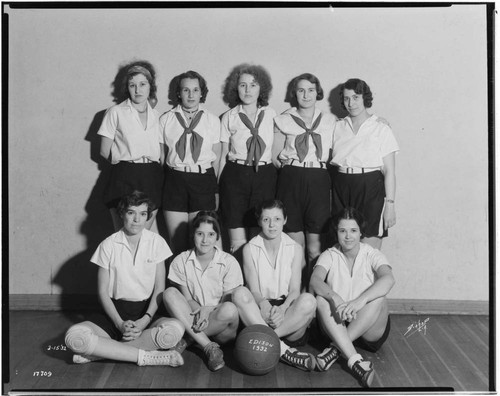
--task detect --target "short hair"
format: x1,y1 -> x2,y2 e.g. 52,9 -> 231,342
330,207 -> 366,237
339,78 -> 373,110
120,60 -> 157,103
286,73 -> 324,108
255,199 -> 287,220
222,63 -> 273,108
191,210 -> 222,241
169,70 -> 209,107
117,191 -> 155,220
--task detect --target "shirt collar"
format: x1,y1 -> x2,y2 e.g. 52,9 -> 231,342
287,106 -> 322,122
114,228 -> 153,247
250,234 -> 295,250
230,104 -> 267,117
173,104 -> 205,114
186,245 -> 225,270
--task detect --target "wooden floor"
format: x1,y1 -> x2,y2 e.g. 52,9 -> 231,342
3,311 -> 492,394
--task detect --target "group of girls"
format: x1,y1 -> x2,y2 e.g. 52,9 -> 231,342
64,60 -> 398,388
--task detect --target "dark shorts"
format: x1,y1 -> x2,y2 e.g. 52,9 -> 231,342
354,315 -> 391,353
162,167 -> 217,212
88,299 -> 151,341
104,162 -> 163,209
276,166 -> 331,234
219,161 -> 277,228
330,169 -> 387,238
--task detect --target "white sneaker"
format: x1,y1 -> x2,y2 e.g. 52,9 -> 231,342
73,354 -> 102,364
137,349 -> 184,367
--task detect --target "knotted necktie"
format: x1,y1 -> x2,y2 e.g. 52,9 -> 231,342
174,111 -> 204,163
290,113 -> 323,163
238,110 -> 266,171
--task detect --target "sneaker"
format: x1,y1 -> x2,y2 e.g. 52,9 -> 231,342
351,358 -> 375,387
203,342 -> 225,371
73,354 -> 102,364
154,320 -> 185,349
137,349 -> 184,367
316,345 -> 340,371
280,348 -> 316,371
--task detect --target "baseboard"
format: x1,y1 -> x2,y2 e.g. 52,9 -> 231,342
8,294 -> 489,315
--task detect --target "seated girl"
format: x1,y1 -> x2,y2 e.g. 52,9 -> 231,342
232,200 -> 317,371
163,211 -> 243,371
309,207 -> 395,387
65,191 -> 185,367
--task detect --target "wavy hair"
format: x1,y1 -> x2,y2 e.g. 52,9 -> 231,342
168,70 -> 209,107
222,63 -> 272,108
339,78 -> 373,110
191,210 -> 222,241
117,191 -> 155,220
285,73 -> 324,107
112,60 -> 157,104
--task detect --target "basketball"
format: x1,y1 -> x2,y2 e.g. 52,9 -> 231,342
234,324 -> 281,375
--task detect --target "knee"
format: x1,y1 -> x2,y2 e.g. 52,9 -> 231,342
315,296 -> 330,315
163,287 -> 181,306
65,324 -> 98,355
296,293 -> 317,316
217,302 -> 239,323
232,286 -> 254,307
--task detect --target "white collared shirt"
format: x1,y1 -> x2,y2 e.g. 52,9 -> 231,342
246,233 -> 298,299
98,99 -> 161,164
331,115 -> 399,168
220,105 -> 276,163
91,229 -> 172,301
168,246 -> 243,306
159,104 -> 221,168
274,107 -> 337,164
314,243 -> 391,302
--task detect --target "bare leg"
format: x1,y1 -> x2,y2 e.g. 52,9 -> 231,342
164,210 -> 190,255
228,227 -> 247,263
316,296 -> 357,359
163,287 -> 215,349
125,317 -> 184,350
146,210 -> 159,233
362,236 -> 382,250
232,286 -> 269,326
204,302 -> 240,344
276,293 -> 316,341
287,231 -> 307,270
346,297 -> 388,342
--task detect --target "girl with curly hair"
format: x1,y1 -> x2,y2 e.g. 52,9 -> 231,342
219,63 -> 278,257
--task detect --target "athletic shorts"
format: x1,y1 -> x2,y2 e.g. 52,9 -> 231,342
88,299 -> 153,341
162,167 -> 217,212
330,169 -> 387,238
354,315 -> 391,352
276,166 -> 331,234
104,162 -> 163,209
219,161 -> 277,229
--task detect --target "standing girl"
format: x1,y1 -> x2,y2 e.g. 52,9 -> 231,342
330,78 -> 399,249
273,73 -> 336,272
219,63 -> 278,257
160,71 -> 221,255
163,211 -> 243,371
99,60 -> 163,231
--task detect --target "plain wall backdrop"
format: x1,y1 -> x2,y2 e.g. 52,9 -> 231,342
6,5 -> 489,301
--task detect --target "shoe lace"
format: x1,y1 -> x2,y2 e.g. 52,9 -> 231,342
286,351 -> 309,367
352,360 -> 370,378
322,348 -> 338,364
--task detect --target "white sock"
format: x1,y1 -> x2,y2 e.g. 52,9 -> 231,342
280,340 -> 290,356
347,353 -> 363,369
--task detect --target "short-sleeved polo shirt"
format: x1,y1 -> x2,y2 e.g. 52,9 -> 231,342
274,107 -> 336,164
91,229 -> 172,301
246,234 -> 297,299
98,99 -> 161,164
331,114 -> 399,168
159,105 -> 221,168
168,246 -> 243,306
220,105 -> 276,163
314,243 -> 391,302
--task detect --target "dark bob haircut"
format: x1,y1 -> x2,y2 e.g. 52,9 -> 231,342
330,207 -> 366,237
255,199 -> 287,220
222,63 -> 273,108
120,60 -> 158,103
286,73 -> 324,107
168,70 -> 209,107
191,210 -> 222,241
117,191 -> 156,221
339,78 -> 373,110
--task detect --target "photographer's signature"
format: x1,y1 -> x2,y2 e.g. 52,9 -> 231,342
404,317 -> 429,337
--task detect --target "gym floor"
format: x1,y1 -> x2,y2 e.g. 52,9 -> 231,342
3,310 -> 492,394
